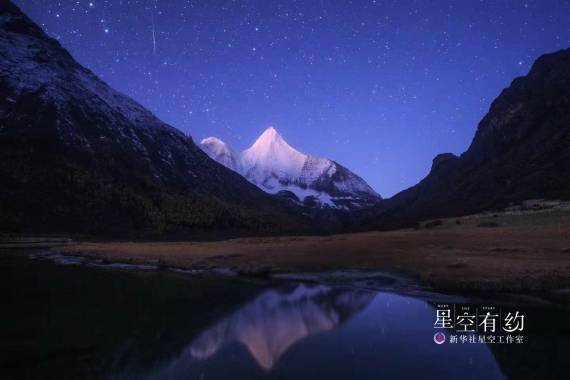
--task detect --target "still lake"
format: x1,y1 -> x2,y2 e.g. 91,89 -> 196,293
1,250 -> 569,379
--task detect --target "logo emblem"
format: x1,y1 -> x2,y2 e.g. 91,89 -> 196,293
434,332 -> 446,344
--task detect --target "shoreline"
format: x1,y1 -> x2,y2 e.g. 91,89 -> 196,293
17,220 -> 568,294
3,208 -> 570,294
22,249 -> 570,308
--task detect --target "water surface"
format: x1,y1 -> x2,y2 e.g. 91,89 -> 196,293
1,250 -> 568,379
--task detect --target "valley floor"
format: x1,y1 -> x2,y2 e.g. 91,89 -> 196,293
39,207 -> 570,293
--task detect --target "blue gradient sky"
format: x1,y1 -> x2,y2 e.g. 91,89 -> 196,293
16,0 -> 570,197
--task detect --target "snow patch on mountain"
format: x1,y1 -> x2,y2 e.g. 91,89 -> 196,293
0,9 -> 181,140
200,127 -> 381,209
200,137 -> 242,172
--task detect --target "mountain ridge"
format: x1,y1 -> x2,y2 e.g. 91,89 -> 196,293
363,48 -> 570,229
0,1 -> 311,237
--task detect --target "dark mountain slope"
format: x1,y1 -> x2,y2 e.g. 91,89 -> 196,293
364,49 -> 570,228
0,2 -> 309,238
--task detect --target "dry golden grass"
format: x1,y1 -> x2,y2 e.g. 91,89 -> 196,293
55,220 -> 570,291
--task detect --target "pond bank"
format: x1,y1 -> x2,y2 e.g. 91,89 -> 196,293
19,221 -> 569,294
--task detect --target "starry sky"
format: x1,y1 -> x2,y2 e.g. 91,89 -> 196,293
15,0 -> 570,197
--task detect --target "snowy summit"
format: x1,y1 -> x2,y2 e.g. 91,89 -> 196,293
200,127 -> 381,209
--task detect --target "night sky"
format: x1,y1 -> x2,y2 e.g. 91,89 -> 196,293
15,1 -> 570,197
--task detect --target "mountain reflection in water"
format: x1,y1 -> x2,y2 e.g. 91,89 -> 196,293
184,284 -> 374,370
154,284 -> 505,379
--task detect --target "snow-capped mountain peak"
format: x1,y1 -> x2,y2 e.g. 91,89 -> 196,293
242,127 -> 307,183
246,127 -> 297,156
200,127 -> 381,210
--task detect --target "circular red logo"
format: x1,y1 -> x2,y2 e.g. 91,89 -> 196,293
434,332 -> 446,344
